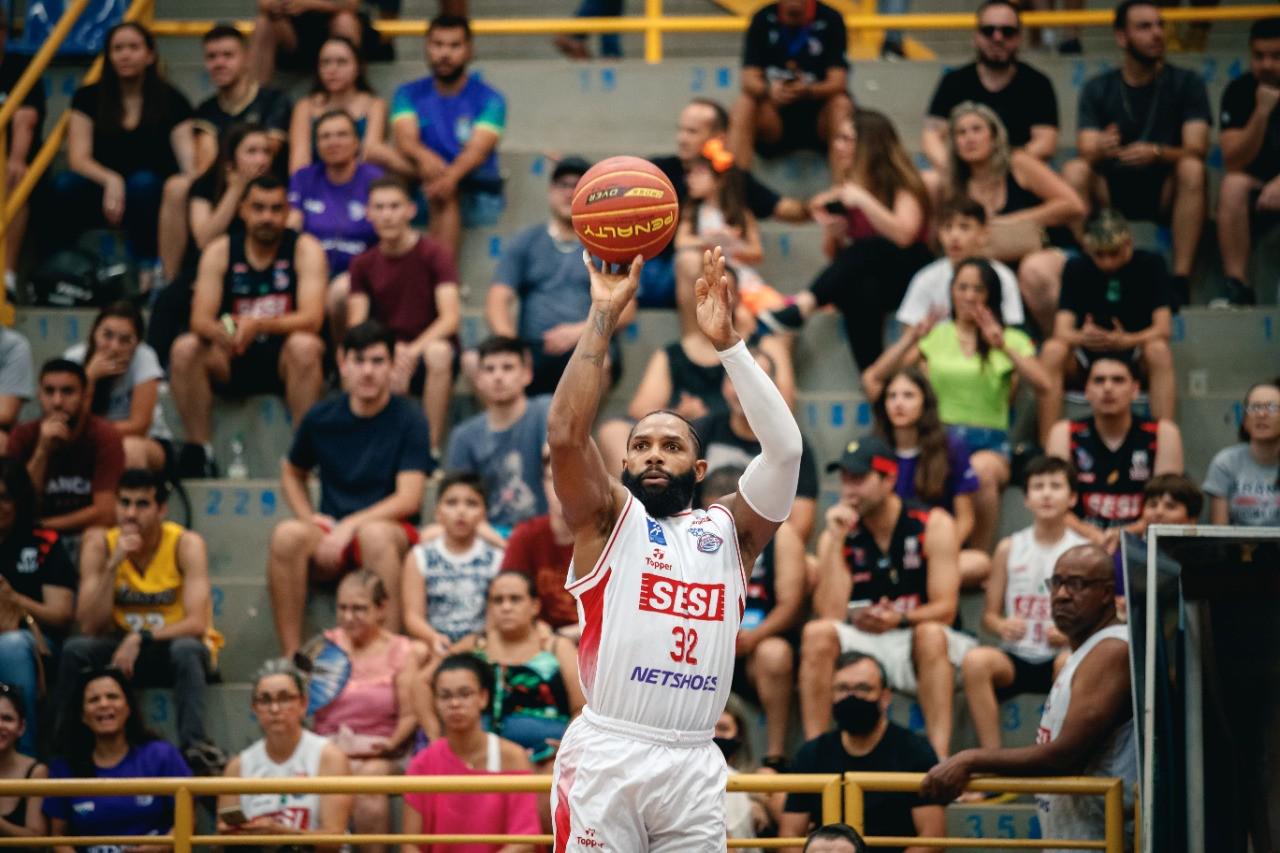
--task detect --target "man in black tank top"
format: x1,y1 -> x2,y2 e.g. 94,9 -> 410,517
169,175 -> 328,477
1045,354 -> 1183,551
799,435 -> 973,760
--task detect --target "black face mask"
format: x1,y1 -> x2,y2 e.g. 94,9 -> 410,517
620,467 -> 698,518
833,694 -> 883,736
713,736 -> 742,762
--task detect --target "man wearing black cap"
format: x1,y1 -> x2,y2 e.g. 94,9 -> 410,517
486,155 -> 636,396
798,435 -> 971,760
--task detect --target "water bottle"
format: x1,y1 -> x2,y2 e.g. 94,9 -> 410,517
226,435 -> 249,481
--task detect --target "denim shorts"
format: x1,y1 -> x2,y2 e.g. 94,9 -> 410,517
947,424 -> 1011,457
460,189 -> 506,229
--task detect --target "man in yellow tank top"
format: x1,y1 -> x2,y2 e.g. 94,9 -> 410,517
53,469 -> 227,774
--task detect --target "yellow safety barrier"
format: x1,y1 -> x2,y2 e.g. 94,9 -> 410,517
147,3 -> 1279,63
0,0 -> 155,325
844,772 -> 1126,852
0,773 -> 842,851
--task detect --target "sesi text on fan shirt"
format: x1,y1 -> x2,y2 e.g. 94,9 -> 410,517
566,493 -> 746,732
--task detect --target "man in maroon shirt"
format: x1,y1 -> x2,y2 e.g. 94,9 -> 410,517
7,359 -> 123,543
347,175 -> 461,458
499,446 -> 579,637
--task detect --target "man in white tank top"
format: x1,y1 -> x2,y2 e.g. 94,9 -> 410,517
921,544 -> 1137,851
546,247 -> 802,852
960,456 -> 1089,751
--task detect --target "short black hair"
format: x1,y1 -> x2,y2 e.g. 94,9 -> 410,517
476,335 -> 528,363
1144,473 -> 1203,518
976,0 -> 1021,21
1022,455 -> 1078,493
39,358 -> 87,386
246,173 -> 285,195
688,97 -> 730,133
1114,0 -> 1158,30
835,651 -> 888,690
937,195 -> 988,226
342,320 -> 395,356
438,470 -> 487,505
629,409 -> 704,458
433,652 -> 493,693
804,824 -> 869,853
118,468 -> 170,504
202,23 -> 245,45
368,174 -> 414,200
428,13 -> 472,40
315,108 -> 359,136
1250,16 -> 1280,41
1085,351 -> 1138,380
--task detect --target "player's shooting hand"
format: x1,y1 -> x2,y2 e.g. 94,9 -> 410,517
582,250 -> 643,323
694,247 -> 741,351
920,751 -> 976,802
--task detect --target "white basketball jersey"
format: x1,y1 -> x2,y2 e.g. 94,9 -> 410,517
238,729 -> 328,829
1035,625 -> 1137,850
567,493 -> 746,733
1004,527 -> 1090,663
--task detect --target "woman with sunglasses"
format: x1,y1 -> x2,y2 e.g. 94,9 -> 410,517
0,682 -> 47,844
217,659 -> 351,847
43,669 -> 190,849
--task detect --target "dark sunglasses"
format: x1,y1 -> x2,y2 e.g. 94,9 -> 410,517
979,24 -> 1021,38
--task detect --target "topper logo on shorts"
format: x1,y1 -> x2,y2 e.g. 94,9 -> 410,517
574,827 -> 606,849
638,573 -> 725,620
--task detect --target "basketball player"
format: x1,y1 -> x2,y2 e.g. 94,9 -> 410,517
547,246 -> 802,852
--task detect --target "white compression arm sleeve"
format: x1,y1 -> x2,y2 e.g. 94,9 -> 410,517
716,339 -> 803,522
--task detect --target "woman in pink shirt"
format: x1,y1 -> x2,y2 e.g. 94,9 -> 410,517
312,570 -> 426,852
403,654 -> 541,853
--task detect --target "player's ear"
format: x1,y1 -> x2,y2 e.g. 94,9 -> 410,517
693,459 -> 709,483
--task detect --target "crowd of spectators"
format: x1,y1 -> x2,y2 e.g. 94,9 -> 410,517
0,1 -> 1278,850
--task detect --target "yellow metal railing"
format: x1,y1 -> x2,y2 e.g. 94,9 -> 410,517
0,773 -> 842,850
146,3 -> 1280,64
0,0 -> 155,325
0,771 -> 1129,850
844,772 -> 1126,852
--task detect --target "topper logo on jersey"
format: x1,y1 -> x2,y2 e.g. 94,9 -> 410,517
638,573 -> 725,621
645,547 -> 672,572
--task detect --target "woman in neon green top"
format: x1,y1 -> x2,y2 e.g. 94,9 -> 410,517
863,258 -> 1050,550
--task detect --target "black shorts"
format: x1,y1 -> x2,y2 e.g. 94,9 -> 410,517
995,652 -> 1057,701
730,628 -> 801,702
757,100 -> 827,157
216,339 -> 284,397
406,341 -> 461,396
1101,163 -> 1172,223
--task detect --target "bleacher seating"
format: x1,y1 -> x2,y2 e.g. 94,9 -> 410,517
7,1 -> 1278,846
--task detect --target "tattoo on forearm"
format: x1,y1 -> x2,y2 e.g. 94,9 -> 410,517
590,308 -> 610,337
578,348 -> 607,366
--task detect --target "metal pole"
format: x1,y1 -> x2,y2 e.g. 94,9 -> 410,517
821,775 -> 841,826
0,123 -> 9,326
1142,532 -> 1158,852
644,0 -> 662,64
1103,779 -> 1123,853
172,787 -> 192,853
844,777 -> 865,834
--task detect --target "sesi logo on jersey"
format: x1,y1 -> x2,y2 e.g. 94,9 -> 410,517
638,573 -> 725,621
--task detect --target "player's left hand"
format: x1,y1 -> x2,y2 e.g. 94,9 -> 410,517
694,246 -> 741,352
920,751 -> 976,802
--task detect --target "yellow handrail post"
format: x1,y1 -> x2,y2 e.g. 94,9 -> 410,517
821,774 -> 842,826
172,786 -> 193,853
644,0 -> 663,64
844,775 -> 865,835
1104,779 -> 1124,853
0,123 -> 9,326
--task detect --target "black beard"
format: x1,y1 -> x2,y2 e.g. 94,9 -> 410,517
1125,42 -> 1161,68
432,64 -> 465,85
620,467 -> 698,518
978,51 -> 1013,71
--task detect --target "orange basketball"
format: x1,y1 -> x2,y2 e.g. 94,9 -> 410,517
571,156 -> 679,264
